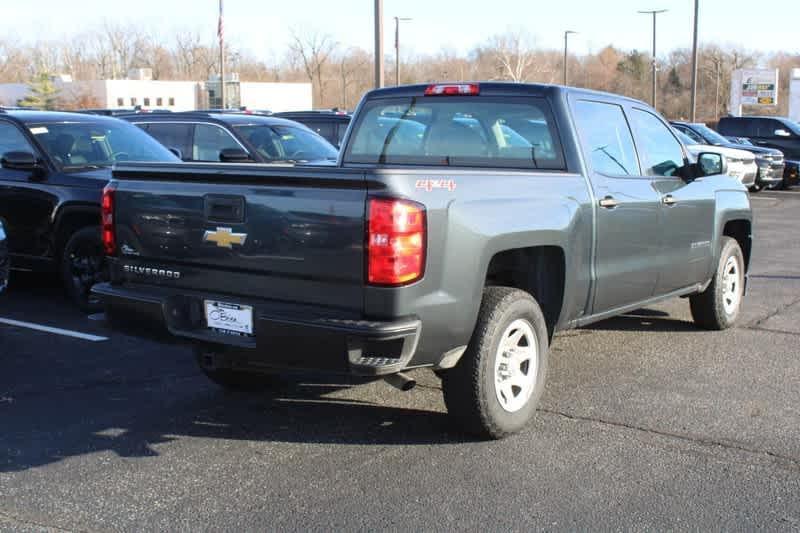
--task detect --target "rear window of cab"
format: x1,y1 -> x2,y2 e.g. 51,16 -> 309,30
344,97 -> 565,170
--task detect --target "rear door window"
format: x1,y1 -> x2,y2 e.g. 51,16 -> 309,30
344,97 -> 564,169
572,100 -> 639,176
629,109 -> 685,177
192,124 -> 243,161
142,122 -> 193,160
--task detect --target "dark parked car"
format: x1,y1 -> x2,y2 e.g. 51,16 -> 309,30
0,109 -> 179,310
124,112 -> 338,164
717,116 -> 800,189
0,219 -> 8,293
95,82 -> 751,439
671,121 -> 786,190
717,116 -> 800,159
273,110 -> 351,148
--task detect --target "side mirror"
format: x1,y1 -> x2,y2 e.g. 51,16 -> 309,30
167,146 -> 183,160
219,148 -> 252,163
1,151 -> 45,177
774,128 -> 791,138
697,152 -> 727,177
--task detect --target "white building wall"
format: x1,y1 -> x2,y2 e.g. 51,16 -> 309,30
789,68 -> 800,123
239,82 -> 312,112
102,80 -> 199,110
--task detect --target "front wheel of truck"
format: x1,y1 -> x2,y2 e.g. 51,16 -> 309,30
690,236 -> 745,330
194,344 -> 279,391
441,287 -> 549,440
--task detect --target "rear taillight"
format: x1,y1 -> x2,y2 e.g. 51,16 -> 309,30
101,184 -> 116,256
424,83 -> 480,96
367,198 -> 426,286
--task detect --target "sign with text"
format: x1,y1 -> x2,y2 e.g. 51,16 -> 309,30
730,69 -> 779,113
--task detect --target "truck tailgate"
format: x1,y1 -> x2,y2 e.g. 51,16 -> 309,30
110,163 -> 366,311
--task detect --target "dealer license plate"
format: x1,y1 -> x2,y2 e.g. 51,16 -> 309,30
204,300 -> 253,336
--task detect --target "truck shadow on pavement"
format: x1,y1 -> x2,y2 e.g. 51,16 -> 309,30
0,370 -> 474,473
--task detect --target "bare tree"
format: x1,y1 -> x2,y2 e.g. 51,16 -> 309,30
481,29 -> 539,82
288,30 -> 338,107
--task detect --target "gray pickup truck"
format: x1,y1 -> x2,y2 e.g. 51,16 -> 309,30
94,83 -> 752,439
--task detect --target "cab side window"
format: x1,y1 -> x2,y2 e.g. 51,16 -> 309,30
0,122 -> 35,157
573,100 -> 639,176
630,109 -> 685,177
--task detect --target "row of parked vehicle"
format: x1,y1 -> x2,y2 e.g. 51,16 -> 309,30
671,118 -> 800,192
0,107 -> 350,309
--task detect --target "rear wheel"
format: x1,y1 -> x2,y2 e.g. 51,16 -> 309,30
748,184 -> 762,193
690,237 -> 745,330
194,343 -> 280,391
441,287 -> 549,439
60,227 -> 107,313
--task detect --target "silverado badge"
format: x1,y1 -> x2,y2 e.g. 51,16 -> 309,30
203,227 -> 247,248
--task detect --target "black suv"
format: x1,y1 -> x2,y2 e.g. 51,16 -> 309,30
0,110 -> 179,310
671,121 -> 788,190
123,112 -> 338,164
717,116 -> 800,160
273,110 -> 351,148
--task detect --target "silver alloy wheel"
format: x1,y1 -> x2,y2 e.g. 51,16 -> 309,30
721,255 -> 742,315
493,318 -> 538,413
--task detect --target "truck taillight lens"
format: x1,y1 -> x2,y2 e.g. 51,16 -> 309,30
101,184 -> 116,256
367,198 -> 426,286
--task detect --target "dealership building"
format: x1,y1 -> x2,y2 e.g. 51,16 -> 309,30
0,69 -> 312,112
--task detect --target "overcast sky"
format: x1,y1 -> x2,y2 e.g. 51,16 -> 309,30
2,0 -> 798,61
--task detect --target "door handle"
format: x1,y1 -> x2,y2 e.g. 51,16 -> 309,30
598,196 -> 619,209
662,194 -> 677,206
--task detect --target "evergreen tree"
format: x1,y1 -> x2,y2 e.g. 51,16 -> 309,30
18,73 -> 60,110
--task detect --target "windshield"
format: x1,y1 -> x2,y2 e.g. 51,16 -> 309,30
28,121 -> 178,170
693,124 -> 729,145
344,97 -> 565,169
234,125 -> 338,162
676,131 -> 699,146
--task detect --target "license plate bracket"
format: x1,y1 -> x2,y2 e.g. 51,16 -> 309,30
204,300 -> 254,336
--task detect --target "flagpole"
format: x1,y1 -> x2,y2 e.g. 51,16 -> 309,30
218,0 -> 225,109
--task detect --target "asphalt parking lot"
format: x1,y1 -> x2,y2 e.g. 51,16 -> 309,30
1,190 -> 799,532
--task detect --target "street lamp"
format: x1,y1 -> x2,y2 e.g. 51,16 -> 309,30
689,0 -> 700,121
394,16 -> 413,86
374,0 -> 384,89
563,30 -> 578,86
638,9 -> 668,109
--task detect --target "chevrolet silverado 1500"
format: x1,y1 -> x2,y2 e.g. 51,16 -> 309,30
93,83 -> 752,438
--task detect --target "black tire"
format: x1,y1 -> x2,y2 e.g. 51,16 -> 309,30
690,237 -> 745,330
441,287 -> 549,439
748,184 -> 762,193
60,227 -> 107,313
194,343 -> 279,391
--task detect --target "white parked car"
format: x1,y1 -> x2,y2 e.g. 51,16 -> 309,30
676,131 -> 757,188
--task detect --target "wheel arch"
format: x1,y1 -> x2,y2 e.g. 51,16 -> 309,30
53,204 -> 101,258
483,244 -> 567,339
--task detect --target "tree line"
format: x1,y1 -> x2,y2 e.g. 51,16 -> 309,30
1,23 -> 797,121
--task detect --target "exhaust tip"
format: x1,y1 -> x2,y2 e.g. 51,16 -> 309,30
384,372 -> 416,392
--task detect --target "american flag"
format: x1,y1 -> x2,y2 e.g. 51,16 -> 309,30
217,0 -> 224,42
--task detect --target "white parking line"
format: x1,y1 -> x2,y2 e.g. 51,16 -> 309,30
0,317 -> 108,342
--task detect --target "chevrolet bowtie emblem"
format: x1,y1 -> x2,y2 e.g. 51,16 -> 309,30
203,227 -> 247,248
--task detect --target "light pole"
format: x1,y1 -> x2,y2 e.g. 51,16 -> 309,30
638,9 -> 668,109
563,30 -> 578,86
374,0 -> 384,89
394,16 -> 412,86
690,0 -> 699,121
